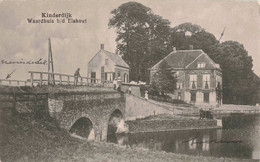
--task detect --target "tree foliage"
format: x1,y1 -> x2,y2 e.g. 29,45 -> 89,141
109,2 -> 171,82
150,59 -> 177,94
109,2 -> 259,105
170,22 -> 218,53
207,41 -> 258,104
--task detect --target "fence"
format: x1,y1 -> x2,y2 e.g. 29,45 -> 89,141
28,71 -> 102,86
0,71 -> 102,87
0,79 -> 29,86
148,95 -> 189,106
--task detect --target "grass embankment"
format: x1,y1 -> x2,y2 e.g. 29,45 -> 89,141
1,114 -> 256,162
137,114 -> 199,121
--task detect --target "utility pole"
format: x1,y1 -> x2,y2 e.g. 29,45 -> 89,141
48,38 -> 55,85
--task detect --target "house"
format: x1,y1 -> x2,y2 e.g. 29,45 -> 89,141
150,47 -> 222,106
88,44 -> 129,83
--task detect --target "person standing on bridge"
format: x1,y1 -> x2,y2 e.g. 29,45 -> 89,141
113,78 -> 117,90
74,68 -> 81,85
117,77 -> 122,91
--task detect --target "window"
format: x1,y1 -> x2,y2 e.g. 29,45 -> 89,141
105,72 -> 113,81
176,82 -> 182,89
91,72 -> 96,83
216,75 -> 221,87
204,93 -> 209,103
124,73 -> 128,83
117,71 -> 120,78
105,59 -> 109,65
191,92 -> 196,102
203,74 -> 210,89
190,74 -> 197,89
197,62 -> 206,68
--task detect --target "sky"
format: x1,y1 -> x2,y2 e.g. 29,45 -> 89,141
0,0 -> 259,81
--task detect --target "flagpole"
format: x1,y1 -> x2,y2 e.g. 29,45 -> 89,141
218,26 -> 226,43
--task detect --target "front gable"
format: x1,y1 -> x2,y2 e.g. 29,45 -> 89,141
185,53 -> 216,69
88,50 -> 102,69
88,50 -> 115,71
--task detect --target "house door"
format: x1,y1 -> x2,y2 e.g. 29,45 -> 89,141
91,72 -> 96,83
177,92 -> 181,100
101,67 -> 104,83
124,73 -> 128,83
190,92 -> 196,102
204,92 -> 209,103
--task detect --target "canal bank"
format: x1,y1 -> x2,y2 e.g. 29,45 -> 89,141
109,114 -> 260,160
1,113 -> 255,162
213,104 -> 260,115
126,114 -> 221,133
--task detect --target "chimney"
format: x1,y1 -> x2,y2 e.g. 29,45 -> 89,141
100,44 -> 104,50
189,45 -> 194,50
173,47 -> 176,53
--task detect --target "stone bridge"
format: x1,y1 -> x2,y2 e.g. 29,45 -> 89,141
1,86 -> 189,142
48,91 -> 125,141
0,90 -> 126,142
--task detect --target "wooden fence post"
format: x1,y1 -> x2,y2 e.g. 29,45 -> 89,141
59,75 -> 62,85
30,72 -> 34,87
40,73 -> 43,86
67,76 -> 70,85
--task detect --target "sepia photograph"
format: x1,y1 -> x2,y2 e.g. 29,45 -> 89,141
0,0 -> 259,161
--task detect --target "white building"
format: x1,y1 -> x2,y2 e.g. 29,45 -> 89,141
88,44 -> 129,83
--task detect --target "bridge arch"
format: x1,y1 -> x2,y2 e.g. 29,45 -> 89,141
107,109 -> 123,135
69,116 -> 95,140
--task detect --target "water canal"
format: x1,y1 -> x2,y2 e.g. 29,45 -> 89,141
107,114 -> 260,160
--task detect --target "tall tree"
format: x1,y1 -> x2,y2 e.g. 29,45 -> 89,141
207,41 -> 257,104
170,22 -> 218,53
109,2 -> 171,82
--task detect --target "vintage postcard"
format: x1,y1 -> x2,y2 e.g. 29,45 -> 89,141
0,0 -> 259,161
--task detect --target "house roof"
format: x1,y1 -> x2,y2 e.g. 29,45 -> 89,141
151,49 -> 221,70
102,50 -> 129,68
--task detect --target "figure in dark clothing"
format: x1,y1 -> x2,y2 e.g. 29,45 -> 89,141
216,82 -> 222,105
199,109 -> 213,120
74,68 -> 81,85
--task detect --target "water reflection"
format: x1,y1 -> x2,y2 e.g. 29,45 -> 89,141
202,135 -> 209,151
107,114 -> 260,160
